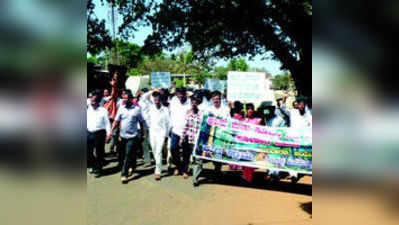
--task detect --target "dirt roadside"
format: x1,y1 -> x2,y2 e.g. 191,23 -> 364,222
88,160 -> 312,225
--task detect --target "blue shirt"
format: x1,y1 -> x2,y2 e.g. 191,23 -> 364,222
115,105 -> 143,139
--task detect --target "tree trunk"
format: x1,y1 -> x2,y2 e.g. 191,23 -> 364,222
291,63 -> 311,98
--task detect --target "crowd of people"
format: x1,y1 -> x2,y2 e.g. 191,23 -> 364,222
87,73 -> 312,185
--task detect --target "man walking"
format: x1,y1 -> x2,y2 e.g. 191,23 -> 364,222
107,92 -> 145,184
147,91 -> 170,180
180,95 -> 202,179
193,91 -> 230,185
138,88 -> 153,167
169,88 -> 191,175
87,90 -> 111,178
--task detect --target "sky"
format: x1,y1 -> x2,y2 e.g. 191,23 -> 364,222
92,0 -> 284,76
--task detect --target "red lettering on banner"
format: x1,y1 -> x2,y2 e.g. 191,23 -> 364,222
232,122 -> 250,131
207,117 -> 227,127
236,135 -> 271,145
274,141 -> 300,148
254,127 -> 281,137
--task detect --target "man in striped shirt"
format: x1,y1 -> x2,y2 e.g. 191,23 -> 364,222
179,95 -> 202,179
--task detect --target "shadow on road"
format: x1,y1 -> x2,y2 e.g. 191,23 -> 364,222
196,169 -> 312,196
126,167 -> 155,183
99,153 -> 149,177
300,201 -> 312,217
101,166 -> 121,176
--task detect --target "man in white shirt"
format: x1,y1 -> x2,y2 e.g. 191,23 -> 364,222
198,90 -> 212,112
193,91 -> 229,185
278,96 -> 311,183
138,88 -> 153,167
103,88 -> 110,99
87,92 -> 92,107
169,88 -> 191,175
147,91 -> 170,180
87,90 -> 111,178
204,91 -> 231,118
107,92 -> 145,183
287,97 -> 312,129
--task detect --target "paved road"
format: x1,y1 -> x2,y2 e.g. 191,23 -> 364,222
88,155 -> 312,225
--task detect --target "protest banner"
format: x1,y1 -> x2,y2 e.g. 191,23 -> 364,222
193,113 -> 312,174
151,72 -> 171,89
203,78 -> 226,92
125,75 -> 149,94
263,78 -> 275,103
227,71 -> 266,103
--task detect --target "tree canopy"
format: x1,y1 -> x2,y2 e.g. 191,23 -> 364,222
142,0 -> 311,96
273,72 -> 294,90
87,0 -> 311,95
113,39 -> 143,68
87,0 -> 113,55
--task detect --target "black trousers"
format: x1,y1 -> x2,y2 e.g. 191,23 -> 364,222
181,143 -> 194,174
118,136 -> 140,177
87,130 -> 106,172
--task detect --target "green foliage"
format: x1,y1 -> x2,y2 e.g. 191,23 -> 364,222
192,70 -> 211,84
128,68 -> 141,76
113,39 -> 143,68
174,78 -> 185,88
273,73 -> 294,90
114,0 -> 311,96
133,51 -> 210,85
248,67 -> 273,78
135,56 -> 175,75
213,66 -> 229,80
87,55 -> 99,64
87,0 -> 311,95
212,58 -> 248,80
87,0 -> 112,55
229,58 -> 248,71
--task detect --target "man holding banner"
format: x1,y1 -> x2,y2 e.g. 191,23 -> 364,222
205,91 -> 230,118
192,91 -> 231,185
192,95 -> 312,186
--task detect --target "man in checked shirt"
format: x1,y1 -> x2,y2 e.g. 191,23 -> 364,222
179,95 -> 202,179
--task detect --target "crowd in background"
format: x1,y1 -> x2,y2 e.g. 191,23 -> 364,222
87,74 -> 312,184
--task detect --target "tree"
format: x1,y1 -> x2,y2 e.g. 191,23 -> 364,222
212,58 -> 248,80
135,56 -> 176,75
113,39 -> 144,68
109,0 -> 312,96
128,51 -> 212,85
87,0 -> 113,55
87,55 -> 99,65
192,70 -> 212,84
228,58 -> 249,71
273,73 -> 294,90
174,78 -> 185,88
248,67 -> 273,78
213,66 -> 229,80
